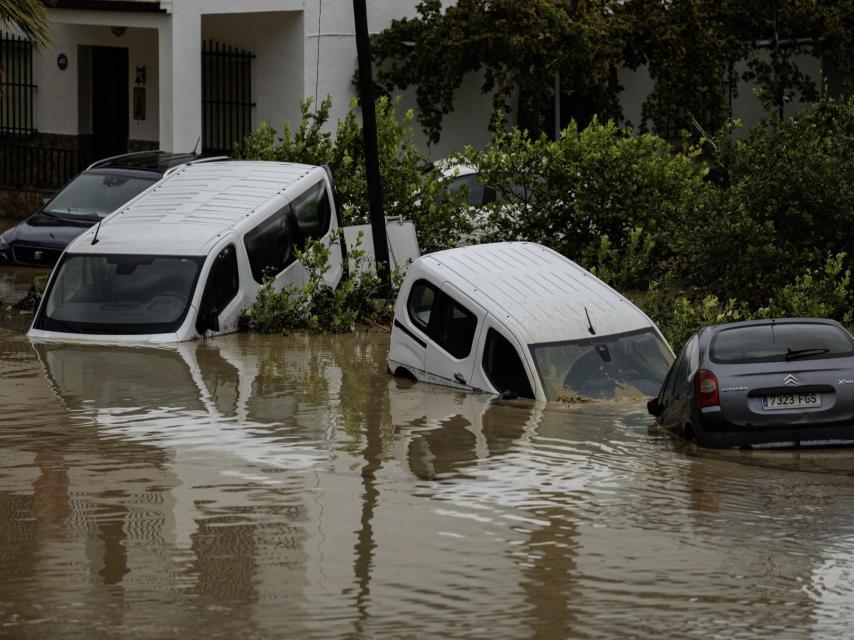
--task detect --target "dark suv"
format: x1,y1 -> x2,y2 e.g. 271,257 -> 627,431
0,151 -> 219,267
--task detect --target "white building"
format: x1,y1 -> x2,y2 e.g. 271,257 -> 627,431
0,0 -> 829,216
2,0 -> 493,158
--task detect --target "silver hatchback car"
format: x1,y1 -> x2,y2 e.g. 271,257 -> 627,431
648,318 -> 854,448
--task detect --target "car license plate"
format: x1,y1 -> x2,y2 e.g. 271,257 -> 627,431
762,393 -> 821,410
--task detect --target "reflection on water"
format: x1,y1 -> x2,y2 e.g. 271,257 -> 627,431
2,312 -> 854,638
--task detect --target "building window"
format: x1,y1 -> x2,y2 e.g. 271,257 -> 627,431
0,32 -> 36,136
201,40 -> 255,155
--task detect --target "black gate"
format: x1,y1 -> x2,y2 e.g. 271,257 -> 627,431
202,40 -> 255,155
0,32 -> 36,137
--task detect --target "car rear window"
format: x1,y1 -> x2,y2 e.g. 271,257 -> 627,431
710,323 -> 854,364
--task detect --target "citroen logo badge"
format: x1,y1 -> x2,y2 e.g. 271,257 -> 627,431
784,374 -> 799,386
33,250 -> 43,262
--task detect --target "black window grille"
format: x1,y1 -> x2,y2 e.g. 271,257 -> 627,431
0,32 -> 36,137
202,40 -> 255,155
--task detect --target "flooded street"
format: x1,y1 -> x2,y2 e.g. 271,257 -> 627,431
3,269 -> 854,638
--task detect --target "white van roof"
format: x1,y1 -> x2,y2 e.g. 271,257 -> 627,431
418,242 -> 653,345
68,161 -> 325,256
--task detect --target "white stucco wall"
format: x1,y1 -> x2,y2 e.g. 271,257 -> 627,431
30,2 -> 826,157
618,54 -> 824,137
303,0 -> 495,159
731,51 -> 823,134
40,10 -> 166,143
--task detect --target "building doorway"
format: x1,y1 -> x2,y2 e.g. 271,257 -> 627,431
91,46 -> 128,160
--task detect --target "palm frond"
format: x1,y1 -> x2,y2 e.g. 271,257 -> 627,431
0,0 -> 51,48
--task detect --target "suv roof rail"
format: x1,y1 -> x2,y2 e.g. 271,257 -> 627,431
86,150 -> 167,171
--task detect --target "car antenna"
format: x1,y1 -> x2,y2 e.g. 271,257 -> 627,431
585,306 -> 596,335
192,136 -> 201,155
91,219 -> 102,245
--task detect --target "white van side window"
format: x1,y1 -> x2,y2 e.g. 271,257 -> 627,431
482,329 -> 534,399
407,280 -> 436,330
406,279 -> 477,359
244,208 -> 294,283
292,181 -> 331,241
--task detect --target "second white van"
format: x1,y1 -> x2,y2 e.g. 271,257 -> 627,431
29,161 -> 344,343
388,242 -> 674,403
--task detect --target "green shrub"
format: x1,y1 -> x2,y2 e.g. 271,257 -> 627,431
239,96 -> 471,253
461,119 -> 706,283
642,253 -> 854,349
588,226 -> 657,290
675,97 -> 854,303
243,232 -> 401,335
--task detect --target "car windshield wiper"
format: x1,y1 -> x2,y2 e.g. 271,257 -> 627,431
785,347 -> 830,361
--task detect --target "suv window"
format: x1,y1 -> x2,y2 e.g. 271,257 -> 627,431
198,245 -> 239,319
482,329 -> 534,399
406,279 -> 478,359
244,208 -> 294,283
291,181 -> 331,241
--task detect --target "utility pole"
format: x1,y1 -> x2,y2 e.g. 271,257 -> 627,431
352,0 -> 391,290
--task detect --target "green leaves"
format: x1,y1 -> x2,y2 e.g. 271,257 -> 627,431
460,118 -> 706,284
0,0 -> 50,48
239,96 -> 472,254
242,232 -> 398,335
372,0 -> 854,141
372,0 -> 624,142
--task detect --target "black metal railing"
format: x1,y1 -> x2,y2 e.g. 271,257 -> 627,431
0,32 -> 36,137
202,40 -> 255,155
0,144 -> 92,190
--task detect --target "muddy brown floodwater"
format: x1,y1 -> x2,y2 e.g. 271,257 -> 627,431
3,268 -> 854,638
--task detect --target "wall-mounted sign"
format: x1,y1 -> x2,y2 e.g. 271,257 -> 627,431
57,53 -> 68,70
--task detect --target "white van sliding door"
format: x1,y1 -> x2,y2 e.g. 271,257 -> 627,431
423,282 -> 486,390
291,179 -> 343,288
243,206 -> 304,291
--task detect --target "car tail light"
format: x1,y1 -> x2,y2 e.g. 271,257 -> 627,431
695,369 -> 719,408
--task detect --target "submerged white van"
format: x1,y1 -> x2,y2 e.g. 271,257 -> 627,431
29,161 -> 344,343
387,242 -> 674,403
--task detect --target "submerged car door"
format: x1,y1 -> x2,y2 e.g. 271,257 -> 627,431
423,281 -> 486,390
290,177 -> 343,288
243,204 -> 304,293
661,336 -> 698,428
472,314 -> 537,399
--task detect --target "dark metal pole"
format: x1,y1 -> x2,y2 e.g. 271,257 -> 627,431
352,0 -> 391,289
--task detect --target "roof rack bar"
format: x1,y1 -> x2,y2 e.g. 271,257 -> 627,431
162,155 -> 228,177
86,150 -> 167,171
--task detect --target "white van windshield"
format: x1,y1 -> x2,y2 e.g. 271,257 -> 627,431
530,329 -> 673,401
39,254 -> 204,335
